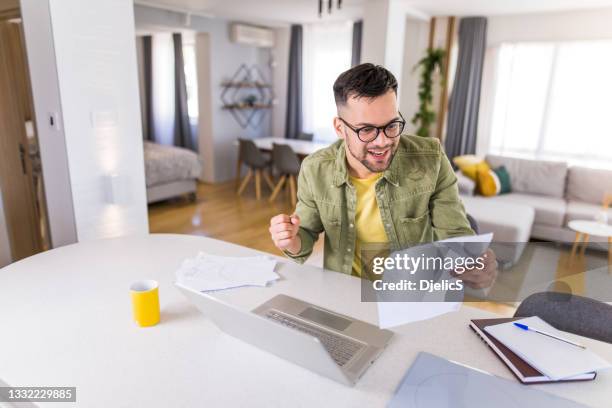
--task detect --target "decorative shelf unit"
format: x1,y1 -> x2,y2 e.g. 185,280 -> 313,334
220,64 -> 273,129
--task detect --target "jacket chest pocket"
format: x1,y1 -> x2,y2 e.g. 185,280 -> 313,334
319,203 -> 342,250
398,211 -> 433,246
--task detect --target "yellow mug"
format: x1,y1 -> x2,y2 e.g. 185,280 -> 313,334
130,280 -> 160,327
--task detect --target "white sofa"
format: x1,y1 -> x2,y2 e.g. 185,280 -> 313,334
458,155 -> 612,245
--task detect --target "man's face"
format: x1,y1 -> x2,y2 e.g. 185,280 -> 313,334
334,90 -> 401,174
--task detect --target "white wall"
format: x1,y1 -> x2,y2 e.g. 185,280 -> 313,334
0,187 -> 11,267
21,0 -> 78,247
135,37 -> 148,139
271,26 -> 289,139
196,32 -> 215,182
361,0 -> 389,66
487,7 -> 612,45
23,0 -> 149,242
362,0 -> 429,100
211,34 -> 272,181
399,17 -> 429,133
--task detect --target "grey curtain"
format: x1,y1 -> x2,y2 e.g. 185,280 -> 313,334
445,17 -> 487,160
142,35 -> 154,142
172,33 -> 194,150
285,24 -> 303,139
351,20 -> 363,67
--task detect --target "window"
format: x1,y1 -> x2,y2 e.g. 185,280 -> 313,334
182,37 -> 198,121
151,33 -> 175,146
302,22 -> 353,142
488,40 -> 612,168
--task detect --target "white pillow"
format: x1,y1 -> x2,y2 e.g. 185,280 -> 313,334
455,170 -> 476,196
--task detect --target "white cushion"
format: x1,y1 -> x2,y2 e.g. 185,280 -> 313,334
485,154 -> 568,198
565,200 -> 612,224
460,195 -> 534,242
455,170 -> 475,196
492,193 -> 566,227
566,166 -> 612,205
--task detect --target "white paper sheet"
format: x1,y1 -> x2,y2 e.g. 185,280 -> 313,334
175,252 -> 279,292
485,316 -> 611,380
377,301 -> 460,329
375,233 -> 493,329
438,232 -> 493,244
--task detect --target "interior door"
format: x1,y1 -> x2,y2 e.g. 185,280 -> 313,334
0,19 -> 43,261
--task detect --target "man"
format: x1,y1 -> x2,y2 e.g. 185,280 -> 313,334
269,63 -> 495,288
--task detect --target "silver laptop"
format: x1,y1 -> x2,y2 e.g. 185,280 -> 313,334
176,283 -> 393,386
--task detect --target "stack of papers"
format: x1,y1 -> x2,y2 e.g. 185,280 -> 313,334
484,316 -> 611,380
175,252 -> 279,292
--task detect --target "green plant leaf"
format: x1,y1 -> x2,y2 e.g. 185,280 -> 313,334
411,47 -> 446,138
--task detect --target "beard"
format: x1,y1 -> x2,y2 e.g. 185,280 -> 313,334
346,140 -> 398,173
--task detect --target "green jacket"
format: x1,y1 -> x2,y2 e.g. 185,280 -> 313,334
285,134 -> 474,275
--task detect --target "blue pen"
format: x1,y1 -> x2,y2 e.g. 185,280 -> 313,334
513,322 -> 586,349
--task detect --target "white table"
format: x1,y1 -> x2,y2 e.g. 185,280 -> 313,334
249,137 -> 330,157
568,220 -> 612,268
1,234 -> 611,407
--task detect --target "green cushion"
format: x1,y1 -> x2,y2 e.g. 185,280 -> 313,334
494,166 -> 511,194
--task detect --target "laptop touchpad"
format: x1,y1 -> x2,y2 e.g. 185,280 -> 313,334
299,307 -> 351,331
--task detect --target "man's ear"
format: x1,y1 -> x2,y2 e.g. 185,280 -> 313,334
333,117 -> 345,140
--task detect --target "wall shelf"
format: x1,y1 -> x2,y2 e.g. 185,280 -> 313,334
222,104 -> 272,110
220,64 -> 273,129
221,81 -> 272,89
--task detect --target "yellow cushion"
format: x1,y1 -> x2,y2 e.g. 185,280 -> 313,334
477,168 -> 501,196
455,157 -> 489,181
452,154 -> 482,168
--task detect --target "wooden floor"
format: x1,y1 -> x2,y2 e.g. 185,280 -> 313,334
148,180 -> 515,316
149,180 -> 295,256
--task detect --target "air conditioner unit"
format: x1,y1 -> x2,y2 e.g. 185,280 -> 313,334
230,23 -> 275,48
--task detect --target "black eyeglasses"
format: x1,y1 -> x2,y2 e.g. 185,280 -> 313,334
338,112 -> 406,143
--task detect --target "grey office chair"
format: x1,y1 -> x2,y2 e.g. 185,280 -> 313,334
296,132 -> 314,141
515,292 -> 612,344
237,139 -> 274,200
269,143 -> 301,207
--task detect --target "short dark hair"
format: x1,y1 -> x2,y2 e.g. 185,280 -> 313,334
333,63 -> 398,106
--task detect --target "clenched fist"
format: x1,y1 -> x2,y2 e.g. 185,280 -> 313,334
269,214 -> 301,255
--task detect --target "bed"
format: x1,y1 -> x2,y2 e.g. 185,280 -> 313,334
143,141 -> 202,204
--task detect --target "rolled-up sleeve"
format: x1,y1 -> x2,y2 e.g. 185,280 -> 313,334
282,159 -> 323,264
429,151 -> 475,240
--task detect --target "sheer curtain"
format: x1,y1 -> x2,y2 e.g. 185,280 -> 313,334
484,40 -> 612,168
302,21 -> 353,142
146,32 -> 198,149
181,32 -> 199,121
151,33 -> 175,146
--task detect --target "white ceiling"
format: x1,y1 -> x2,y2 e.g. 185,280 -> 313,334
401,0 -> 612,17
136,0 -> 612,25
135,0 -> 366,25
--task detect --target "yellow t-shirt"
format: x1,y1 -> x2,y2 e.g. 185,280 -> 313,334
349,173 -> 389,277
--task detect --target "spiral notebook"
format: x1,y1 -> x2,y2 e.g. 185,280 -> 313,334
469,318 -> 596,384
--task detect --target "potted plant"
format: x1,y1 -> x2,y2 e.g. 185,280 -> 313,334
411,48 -> 445,137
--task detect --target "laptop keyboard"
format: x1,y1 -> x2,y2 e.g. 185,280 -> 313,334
265,310 -> 364,366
